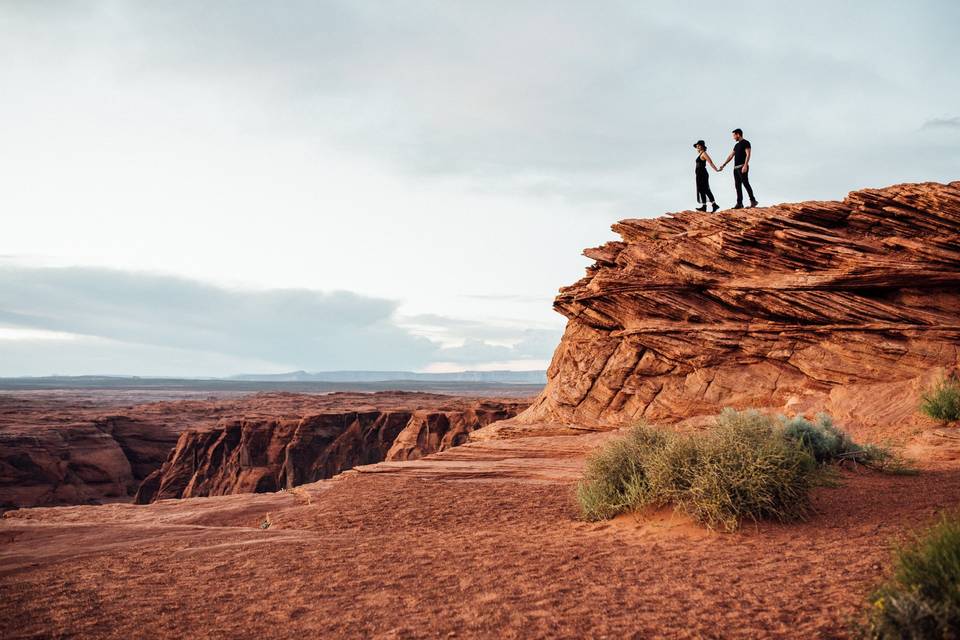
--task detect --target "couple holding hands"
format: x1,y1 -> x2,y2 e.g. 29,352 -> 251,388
693,128 -> 758,211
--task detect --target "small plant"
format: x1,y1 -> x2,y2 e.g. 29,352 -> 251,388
862,510 -> 960,638
672,410 -> 817,531
781,413 -> 853,463
920,376 -> 960,422
780,414 -> 915,474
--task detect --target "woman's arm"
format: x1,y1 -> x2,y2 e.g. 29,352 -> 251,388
704,152 -> 719,171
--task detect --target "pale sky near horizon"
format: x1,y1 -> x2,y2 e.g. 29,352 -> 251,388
1,1 -> 958,376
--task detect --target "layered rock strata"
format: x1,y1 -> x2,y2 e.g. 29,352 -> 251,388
507,181 -> 960,433
135,397 -> 526,503
0,391 -> 528,509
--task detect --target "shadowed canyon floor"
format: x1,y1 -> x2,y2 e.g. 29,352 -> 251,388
3,427 -> 960,639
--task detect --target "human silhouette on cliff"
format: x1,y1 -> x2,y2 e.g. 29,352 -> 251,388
693,140 -> 720,212
718,128 -> 758,209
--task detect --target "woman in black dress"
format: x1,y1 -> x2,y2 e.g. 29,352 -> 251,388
694,140 -> 720,212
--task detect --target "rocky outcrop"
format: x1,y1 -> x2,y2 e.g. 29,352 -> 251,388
500,181 -> 960,435
135,396 -> 526,503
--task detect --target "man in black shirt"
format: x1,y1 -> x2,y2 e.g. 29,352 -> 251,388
719,128 -> 758,209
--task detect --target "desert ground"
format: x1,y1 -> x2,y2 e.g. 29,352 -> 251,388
2,423 -> 959,639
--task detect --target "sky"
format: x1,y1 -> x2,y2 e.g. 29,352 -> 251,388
1,1 -> 958,376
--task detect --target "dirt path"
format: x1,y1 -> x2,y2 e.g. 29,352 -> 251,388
2,432 -> 960,639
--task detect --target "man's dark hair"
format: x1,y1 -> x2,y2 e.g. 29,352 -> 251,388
732,128 -> 743,135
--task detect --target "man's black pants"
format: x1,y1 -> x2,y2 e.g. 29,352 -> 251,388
733,167 -> 756,205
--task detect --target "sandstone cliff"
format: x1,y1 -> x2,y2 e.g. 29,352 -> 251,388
499,181 -> 960,435
135,394 -> 526,503
1,391 -> 528,509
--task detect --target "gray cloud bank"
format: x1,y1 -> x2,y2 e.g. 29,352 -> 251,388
0,266 -> 558,375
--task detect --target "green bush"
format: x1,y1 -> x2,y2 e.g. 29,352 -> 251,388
781,413 -> 853,462
576,410 -> 817,532
863,510 -> 960,639
920,377 -> 960,422
780,413 -> 914,473
577,410 -> 913,531
686,410 -> 817,531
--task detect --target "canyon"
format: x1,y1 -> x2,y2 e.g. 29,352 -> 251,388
134,392 -> 526,503
0,391 -> 529,510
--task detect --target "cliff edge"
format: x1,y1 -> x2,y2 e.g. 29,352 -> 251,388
495,181 -> 960,436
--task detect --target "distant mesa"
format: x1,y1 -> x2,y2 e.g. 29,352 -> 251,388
0,370 -> 547,392
229,370 -> 548,383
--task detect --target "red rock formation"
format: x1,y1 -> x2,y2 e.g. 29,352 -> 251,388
0,394 -> 192,511
135,396 -> 526,503
0,391 -> 529,509
499,181 -> 960,435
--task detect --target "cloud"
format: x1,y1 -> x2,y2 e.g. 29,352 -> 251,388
0,265 -> 559,375
0,2 -> 956,377
5,1 -> 958,214
922,116 -> 960,130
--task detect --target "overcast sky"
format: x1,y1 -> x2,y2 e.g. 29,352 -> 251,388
1,1 -> 958,376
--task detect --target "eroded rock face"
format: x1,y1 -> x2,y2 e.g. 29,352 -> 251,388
507,181 -> 960,434
0,391 -> 529,509
0,393 -> 240,510
135,396 -> 526,503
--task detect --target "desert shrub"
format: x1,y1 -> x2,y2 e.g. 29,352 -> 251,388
781,413 -> 851,462
576,410 -> 816,531
680,409 -> 817,531
780,413 -> 915,474
920,376 -> 960,422
575,424 -> 667,521
577,410 -> 916,530
862,510 -> 960,639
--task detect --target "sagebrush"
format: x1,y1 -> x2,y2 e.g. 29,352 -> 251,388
780,413 -> 914,474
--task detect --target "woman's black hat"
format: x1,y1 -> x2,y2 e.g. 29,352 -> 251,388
693,140 -> 706,148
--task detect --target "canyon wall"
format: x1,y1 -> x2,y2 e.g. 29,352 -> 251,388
135,398 -> 525,503
0,411 -> 185,511
1,392 -> 528,509
504,181 -> 960,435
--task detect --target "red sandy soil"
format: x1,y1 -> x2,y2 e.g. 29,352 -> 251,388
3,429 -> 960,639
